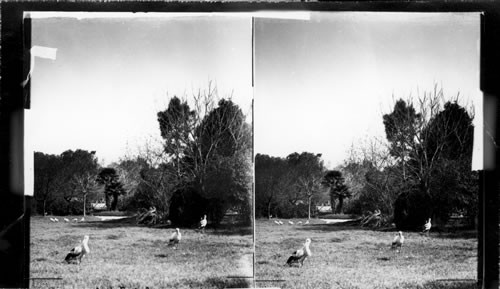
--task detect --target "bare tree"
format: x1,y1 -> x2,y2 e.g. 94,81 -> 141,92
72,172 -> 99,217
157,82 -> 252,225
383,85 -> 474,199
297,175 -> 324,219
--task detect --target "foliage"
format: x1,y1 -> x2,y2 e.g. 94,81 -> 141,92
96,167 -> 126,211
255,154 -> 293,218
255,152 -> 326,219
381,86 -> 477,229
156,84 -> 252,226
33,152 -> 63,215
33,149 -> 100,216
322,170 -> 351,214
341,141 -> 398,217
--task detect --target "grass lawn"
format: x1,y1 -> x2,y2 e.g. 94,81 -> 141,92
30,216 -> 253,289
255,218 -> 477,289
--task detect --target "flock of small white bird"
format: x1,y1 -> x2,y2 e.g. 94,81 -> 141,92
49,217 -> 85,223
274,219 -> 309,226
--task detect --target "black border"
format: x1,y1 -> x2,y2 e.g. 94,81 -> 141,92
1,2 -> 498,288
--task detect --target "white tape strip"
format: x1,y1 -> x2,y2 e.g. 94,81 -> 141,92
26,11 -> 311,21
22,45 -> 57,87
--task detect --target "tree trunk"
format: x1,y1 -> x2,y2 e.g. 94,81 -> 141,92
267,201 -> 272,219
105,194 -> 111,210
308,196 -> 312,220
43,199 -> 46,216
83,193 -> 86,217
330,192 -> 336,214
111,193 -> 118,211
337,196 -> 344,214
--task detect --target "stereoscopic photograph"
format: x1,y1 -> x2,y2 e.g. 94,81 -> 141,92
24,8 -> 485,289
254,12 -> 481,289
26,12 -> 253,289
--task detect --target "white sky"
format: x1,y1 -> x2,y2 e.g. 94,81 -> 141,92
26,11 -> 481,170
254,12 -> 481,169
27,13 -> 253,166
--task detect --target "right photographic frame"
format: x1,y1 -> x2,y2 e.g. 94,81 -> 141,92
254,11 -> 483,289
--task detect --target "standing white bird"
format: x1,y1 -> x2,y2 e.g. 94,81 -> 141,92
286,238 -> 312,267
391,231 -> 405,253
422,218 -> 432,236
64,218 -> 70,222
169,228 -> 182,247
288,221 -> 294,225
65,235 -> 90,264
199,215 -> 207,233
305,220 -> 309,225
80,217 -> 85,222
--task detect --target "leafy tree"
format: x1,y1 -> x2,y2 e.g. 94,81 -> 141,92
96,167 -> 126,211
255,154 -> 293,218
33,152 -> 63,215
287,152 -> 325,219
157,83 -> 252,226
34,149 -> 101,215
58,149 -> 100,215
383,86 -> 476,228
322,170 -> 351,214
383,99 -> 421,182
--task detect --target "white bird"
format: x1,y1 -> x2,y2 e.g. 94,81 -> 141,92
288,221 -> 294,225
274,220 -> 280,225
422,218 -> 432,236
168,228 -> 182,246
72,218 -> 78,222
50,218 -> 56,222
80,217 -> 85,222
278,221 -> 284,225
54,218 -> 59,222
286,238 -> 312,267
305,220 -> 309,225
64,218 -> 70,222
297,221 -> 303,225
65,235 -> 90,264
199,215 -> 207,233
391,231 -> 405,253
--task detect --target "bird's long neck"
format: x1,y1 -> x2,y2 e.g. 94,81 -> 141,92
82,239 -> 89,252
304,243 -> 311,255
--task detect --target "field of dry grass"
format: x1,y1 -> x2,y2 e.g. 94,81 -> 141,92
255,218 -> 477,289
30,216 -> 253,289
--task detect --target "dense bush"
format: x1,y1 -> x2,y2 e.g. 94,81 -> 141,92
393,186 -> 432,230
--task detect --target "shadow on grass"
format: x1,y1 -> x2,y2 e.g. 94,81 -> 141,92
210,225 -> 253,236
171,277 -> 252,289
295,222 -> 372,232
408,279 -> 477,289
296,222 -> 477,240
432,231 -> 477,239
74,217 -> 253,236
74,217 -> 141,229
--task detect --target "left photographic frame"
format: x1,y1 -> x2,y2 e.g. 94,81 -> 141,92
25,11 -> 254,289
